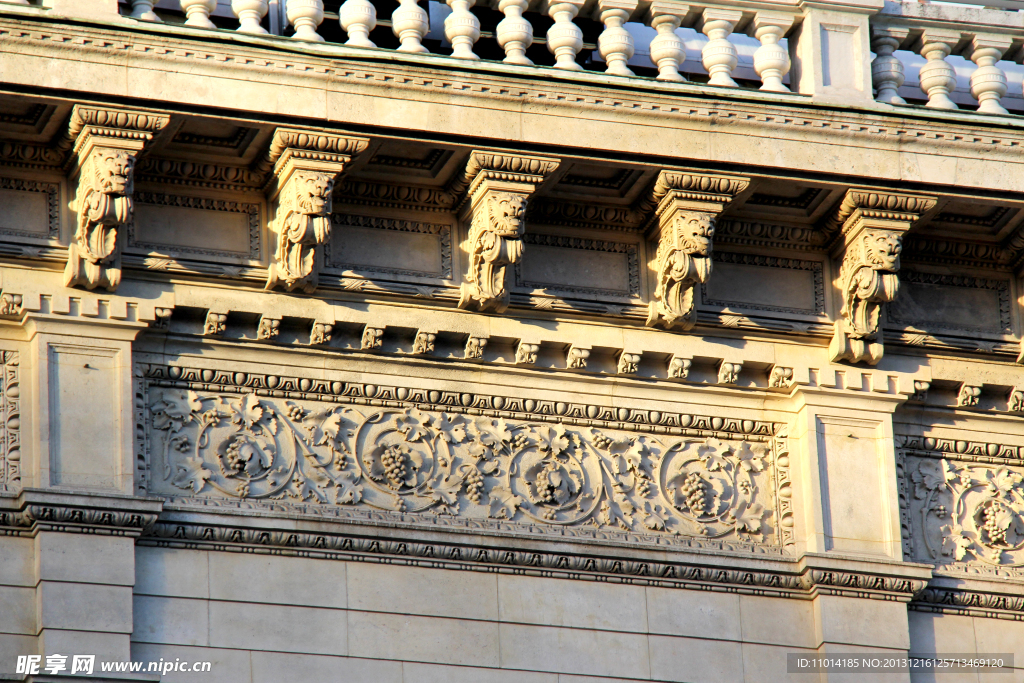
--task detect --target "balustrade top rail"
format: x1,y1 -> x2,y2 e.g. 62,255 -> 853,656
6,0 -> 1024,116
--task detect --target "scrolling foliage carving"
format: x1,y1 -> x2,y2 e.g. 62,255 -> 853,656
64,149 -> 135,291
904,454 -> 1024,570
141,371 -> 785,548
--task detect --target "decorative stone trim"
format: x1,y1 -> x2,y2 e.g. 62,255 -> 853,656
911,586 -> 1024,621
0,177 -> 60,240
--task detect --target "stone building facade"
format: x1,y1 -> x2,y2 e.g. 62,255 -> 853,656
0,0 -> 1024,681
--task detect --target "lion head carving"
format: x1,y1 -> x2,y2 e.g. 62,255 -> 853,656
294,172 -> 334,217
862,230 -> 902,272
675,212 -> 715,257
94,148 -> 135,196
488,193 -> 527,237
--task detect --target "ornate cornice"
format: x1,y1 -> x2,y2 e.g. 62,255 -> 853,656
134,157 -> 264,193
821,190 -> 938,249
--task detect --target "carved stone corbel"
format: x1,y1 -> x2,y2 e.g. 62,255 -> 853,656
645,171 -> 749,331
263,130 -> 370,293
826,190 -> 936,365
62,106 -> 170,291
454,151 -> 560,314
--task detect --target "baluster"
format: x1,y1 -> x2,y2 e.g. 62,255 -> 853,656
969,36 -> 1011,115
647,4 -> 686,82
287,0 -> 324,40
496,0 -> 533,65
445,0 -> 481,60
181,0 -> 217,28
700,9 -> 741,87
597,0 -> 637,77
129,0 -> 161,20
232,0 -> 268,33
871,27 -> 908,104
917,30 -> 958,109
751,13 -> 792,92
546,0 -> 584,71
340,0 -> 377,47
392,0 -> 429,53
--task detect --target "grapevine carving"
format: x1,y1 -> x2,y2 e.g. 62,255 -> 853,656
146,389 -> 778,543
906,456 -> 1024,568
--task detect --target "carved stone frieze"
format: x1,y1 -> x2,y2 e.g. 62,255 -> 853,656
263,129 -> 370,293
645,171 -> 749,331
61,106 -> 169,291
1,351 -> 20,492
139,366 -> 786,550
826,190 -> 936,365
456,151 -> 560,314
902,453 -> 1024,571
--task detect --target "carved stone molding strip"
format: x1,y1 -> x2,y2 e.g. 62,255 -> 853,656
325,214 -> 453,280
0,141 -> 63,170
0,495 -> 162,536
701,252 -> 825,316
514,233 -> 641,298
0,177 -> 60,240
715,220 -> 827,252
137,363 -> 788,552
1,351 -> 20,493
334,180 -> 456,213
134,157 -> 264,193
128,191 -> 261,260
902,239 -> 1012,271
136,515 -> 924,601
526,198 -> 645,232
911,587 -> 1024,621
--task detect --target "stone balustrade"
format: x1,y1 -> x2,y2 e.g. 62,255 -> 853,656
871,1 -> 1024,114
0,0 -> 1002,112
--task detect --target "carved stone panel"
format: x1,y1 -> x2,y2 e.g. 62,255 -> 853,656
887,271 -> 1012,336
1,351 -> 20,492
0,177 -> 60,240
138,364 -> 791,554
325,213 -> 453,281
899,438 -> 1024,576
701,252 -> 825,316
128,192 -> 261,261
514,233 -> 641,300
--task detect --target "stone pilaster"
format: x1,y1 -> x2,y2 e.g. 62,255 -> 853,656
645,170 -> 748,331
62,106 -> 169,292
825,190 -> 936,365
263,129 -> 370,293
455,151 -> 560,314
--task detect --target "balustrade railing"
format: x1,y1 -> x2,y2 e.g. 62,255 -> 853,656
45,0 -> 1024,116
